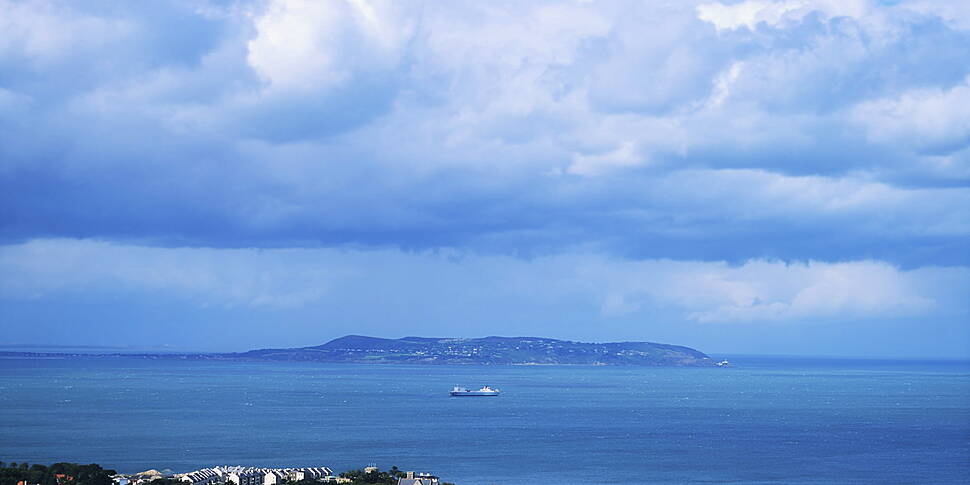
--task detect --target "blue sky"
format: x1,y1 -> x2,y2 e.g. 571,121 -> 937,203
1,0 -> 968,357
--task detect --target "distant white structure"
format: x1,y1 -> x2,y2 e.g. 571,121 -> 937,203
179,468 -> 222,485
117,470 -> 167,485
224,468 -> 262,485
178,466 -> 332,485
397,471 -> 439,485
294,469 -> 330,481
263,471 -> 287,485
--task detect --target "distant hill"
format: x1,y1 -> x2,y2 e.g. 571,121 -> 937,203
238,335 -> 714,366
0,335 -> 716,366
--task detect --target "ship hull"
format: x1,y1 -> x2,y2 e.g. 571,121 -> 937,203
450,391 -> 500,397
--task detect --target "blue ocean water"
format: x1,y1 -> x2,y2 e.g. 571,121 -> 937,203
1,357 -> 968,484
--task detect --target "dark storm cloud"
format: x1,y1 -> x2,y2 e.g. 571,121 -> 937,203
0,0 -> 968,266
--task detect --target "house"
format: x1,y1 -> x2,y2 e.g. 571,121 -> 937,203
226,469 -> 262,485
262,470 -> 287,485
396,471 -> 439,485
293,468 -> 332,480
178,468 -> 222,485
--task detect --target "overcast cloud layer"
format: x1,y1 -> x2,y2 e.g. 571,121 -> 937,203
1,0 -> 968,356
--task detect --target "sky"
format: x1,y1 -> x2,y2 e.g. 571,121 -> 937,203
1,0 -> 968,358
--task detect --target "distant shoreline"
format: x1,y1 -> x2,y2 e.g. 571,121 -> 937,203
4,351 -> 970,366
0,351 -> 712,366
0,335 -> 719,367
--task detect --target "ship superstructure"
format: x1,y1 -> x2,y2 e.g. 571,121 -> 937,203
450,385 -> 500,396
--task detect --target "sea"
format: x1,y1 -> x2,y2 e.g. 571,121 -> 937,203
1,356 -> 968,484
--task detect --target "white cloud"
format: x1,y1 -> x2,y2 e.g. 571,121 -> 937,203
1,239 -> 964,326
0,87 -> 32,114
568,141 -> 643,175
905,1 -> 970,31
0,1 -> 132,67
690,262 -> 935,323
578,258 -> 951,323
696,0 -> 869,32
246,0 -> 413,92
0,239 -> 332,308
852,76 -> 970,154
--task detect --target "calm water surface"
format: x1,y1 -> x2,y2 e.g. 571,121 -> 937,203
1,357 -> 968,484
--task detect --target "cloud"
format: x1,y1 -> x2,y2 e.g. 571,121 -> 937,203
2,239 -> 965,325
570,257 -> 959,324
568,141 -> 643,175
247,0 -> 412,92
682,262 -> 935,323
0,1 -> 131,67
1,1 -> 967,358
852,76 -> 970,155
0,0 -> 968,267
0,239 -> 333,308
696,0 -> 868,32
2,239 -> 968,355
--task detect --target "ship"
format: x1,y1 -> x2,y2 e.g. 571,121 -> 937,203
450,385 -> 500,396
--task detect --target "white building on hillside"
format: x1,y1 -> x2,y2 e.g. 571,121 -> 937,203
397,471 -> 439,485
176,465 -> 333,485
226,469 -> 263,485
262,471 -> 287,485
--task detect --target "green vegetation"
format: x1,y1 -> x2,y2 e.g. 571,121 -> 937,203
335,467 -> 454,485
336,468 -> 399,484
0,462 -> 116,485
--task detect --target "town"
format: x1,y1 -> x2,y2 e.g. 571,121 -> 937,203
0,462 -> 446,485
117,466 -> 444,485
